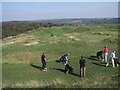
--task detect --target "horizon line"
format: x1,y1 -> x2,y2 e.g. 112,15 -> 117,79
2,17 -> 119,22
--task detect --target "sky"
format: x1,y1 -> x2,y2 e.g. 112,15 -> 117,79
1,0 -> 120,2
2,2 -> 118,21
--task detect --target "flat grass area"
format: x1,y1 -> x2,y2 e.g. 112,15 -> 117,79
2,24 -> 119,88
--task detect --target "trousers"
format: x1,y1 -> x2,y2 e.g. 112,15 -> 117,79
80,67 -> 85,77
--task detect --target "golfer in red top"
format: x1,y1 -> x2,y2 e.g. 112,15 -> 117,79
103,45 -> 109,63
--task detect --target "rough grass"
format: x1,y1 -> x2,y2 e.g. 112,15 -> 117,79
2,24 -> 119,88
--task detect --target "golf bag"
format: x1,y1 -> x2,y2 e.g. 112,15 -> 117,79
65,63 -> 73,74
114,58 -> 120,66
59,55 -> 68,64
96,50 -> 103,60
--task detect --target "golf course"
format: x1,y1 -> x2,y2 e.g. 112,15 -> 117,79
2,24 -> 119,88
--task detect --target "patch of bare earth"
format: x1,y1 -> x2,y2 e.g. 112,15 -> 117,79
64,33 -> 80,41
2,33 -> 39,47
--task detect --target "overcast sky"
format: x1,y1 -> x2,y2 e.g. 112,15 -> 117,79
2,2 -> 118,21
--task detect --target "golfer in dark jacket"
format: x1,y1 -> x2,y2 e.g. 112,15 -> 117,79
41,53 -> 47,71
59,53 -> 69,64
79,56 -> 86,77
96,50 -> 103,60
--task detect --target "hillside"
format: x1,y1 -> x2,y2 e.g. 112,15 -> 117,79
2,24 -> 119,88
36,18 -> 119,24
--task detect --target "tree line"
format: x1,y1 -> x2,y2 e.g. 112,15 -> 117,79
2,21 -> 60,39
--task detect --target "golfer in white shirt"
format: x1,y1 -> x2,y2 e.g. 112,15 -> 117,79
106,51 -> 116,68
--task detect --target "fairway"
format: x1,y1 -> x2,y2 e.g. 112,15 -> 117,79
2,24 -> 119,88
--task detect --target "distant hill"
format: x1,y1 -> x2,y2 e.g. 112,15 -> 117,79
2,18 -> 119,39
35,18 -> 119,24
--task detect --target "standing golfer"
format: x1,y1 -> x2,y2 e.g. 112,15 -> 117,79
79,56 -> 86,77
106,51 -> 116,68
103,45 -> 109,63
41,53 -> 47,71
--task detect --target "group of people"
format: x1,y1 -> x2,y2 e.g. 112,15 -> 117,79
58,53 -> 86,77
96,45 -> 119,68
40,45 -> 119,77
41,53 -> 86,77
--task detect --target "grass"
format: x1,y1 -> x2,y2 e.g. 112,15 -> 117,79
2,24 -> 119,88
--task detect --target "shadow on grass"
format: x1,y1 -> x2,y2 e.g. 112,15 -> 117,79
4,63 -> 8,64
50,68 -> 80,77
85,55 -> 98,61
30,64 -> 42,71
55,60 -> 60,63
91,62 -> 105,67
55,60 -> 70,63
50,68 -> 65,72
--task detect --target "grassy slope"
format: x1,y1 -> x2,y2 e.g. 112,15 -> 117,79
2,24 -> 119,88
